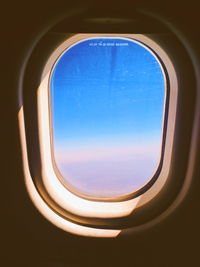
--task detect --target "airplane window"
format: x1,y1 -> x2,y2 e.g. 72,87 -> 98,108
20,30 -> 178,237
50,37 -> 166,199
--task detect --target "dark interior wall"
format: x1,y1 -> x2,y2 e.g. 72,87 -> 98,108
1,1 -> 200,266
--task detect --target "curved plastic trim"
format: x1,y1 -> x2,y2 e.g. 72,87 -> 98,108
37,34 -> 178,218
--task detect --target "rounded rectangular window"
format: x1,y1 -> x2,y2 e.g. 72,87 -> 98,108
49,36 -> 166,200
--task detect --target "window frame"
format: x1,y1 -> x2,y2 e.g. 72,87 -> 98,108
20,23 -> 198,237
37,33 -> 177,218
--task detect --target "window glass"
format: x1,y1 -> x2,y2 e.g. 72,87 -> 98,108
50,37 -> 165,199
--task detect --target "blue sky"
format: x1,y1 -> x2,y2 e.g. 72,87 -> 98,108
50,37 -> 165,198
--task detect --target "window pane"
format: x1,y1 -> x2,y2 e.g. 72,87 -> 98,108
50,37 -> 165,199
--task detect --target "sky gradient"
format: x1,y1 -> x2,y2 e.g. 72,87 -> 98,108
50,37 -> 165,198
